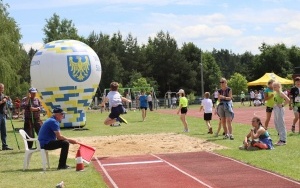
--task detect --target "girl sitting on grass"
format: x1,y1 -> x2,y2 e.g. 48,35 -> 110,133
239,117 -> 274,150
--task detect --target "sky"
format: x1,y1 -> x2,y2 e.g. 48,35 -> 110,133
6,0 -> 300,54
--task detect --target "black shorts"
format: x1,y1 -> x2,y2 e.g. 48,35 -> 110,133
241,98 -> 245,102
181,107 -> 188,114
204,113 -> 212,121
140,107 -> 148,110
266,107 -> 273,113
250,98 -> 255,101
109,105 -> 125,119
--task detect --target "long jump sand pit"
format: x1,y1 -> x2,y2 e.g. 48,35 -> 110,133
58,133 -> 227,158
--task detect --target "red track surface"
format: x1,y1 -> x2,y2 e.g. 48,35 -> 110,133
93,152 -> 300,188
157,105 -> 296,130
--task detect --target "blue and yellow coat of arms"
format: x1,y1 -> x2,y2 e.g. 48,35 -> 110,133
68,55 -> 91,82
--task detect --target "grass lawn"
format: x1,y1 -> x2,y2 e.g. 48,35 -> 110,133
1,104 -> 299,187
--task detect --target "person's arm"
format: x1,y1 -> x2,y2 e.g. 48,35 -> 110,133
280,91 -> 290,107
250,127 -> 264,140
55,131 -> 77,144
199,105 -> 203,112
289,89 -> 294,110
121,97 -> 131,103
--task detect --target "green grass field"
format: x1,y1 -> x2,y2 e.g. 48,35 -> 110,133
1,104 -> 299,187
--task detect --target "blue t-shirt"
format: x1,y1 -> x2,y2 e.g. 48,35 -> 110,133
38,116 -> 60,148
139,95 -> 148,108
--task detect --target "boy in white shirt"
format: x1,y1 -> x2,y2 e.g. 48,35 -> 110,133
200,92 -> 213,134
102,82 -> 131,126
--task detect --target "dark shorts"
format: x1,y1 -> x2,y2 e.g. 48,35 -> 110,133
250,98 -> 255,101
266,106 -> 273,113
140,107 -> 148,110
109,105 -> 125,119
213,98 -> 218,104
204,113 -> 212,121
241,98 -> 245,102
181,107 -> 188,114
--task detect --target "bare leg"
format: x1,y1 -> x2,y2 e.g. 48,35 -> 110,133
265,112 -> 272,129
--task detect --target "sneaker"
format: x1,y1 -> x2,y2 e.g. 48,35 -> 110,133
208,127 -> 213,134
183,128 -> 189,133
223,134 -> 229,139
291,125 -> 295,133
230,135 -> 234,140
275,141 -> 286,146
117,116 -> 128,124
57,165 -> 71,170
2,147 -> 13,150
239,145 -> 246,150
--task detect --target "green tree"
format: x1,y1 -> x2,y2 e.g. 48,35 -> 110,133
43,13 -> 81,43
227,73 -> 248,96
0,1 -> 28,97
202,52 -> 222,93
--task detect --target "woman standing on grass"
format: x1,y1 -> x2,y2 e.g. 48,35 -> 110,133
177,89 -> 189,132
273,82 -> 290,146
217,78 -> 234,140
264,79 -> 275,130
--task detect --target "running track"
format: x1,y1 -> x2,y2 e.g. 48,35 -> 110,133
93,152 -> 300,188
92,106 -> 300,187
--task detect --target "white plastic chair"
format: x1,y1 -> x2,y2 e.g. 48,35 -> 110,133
19,129 -> 50,171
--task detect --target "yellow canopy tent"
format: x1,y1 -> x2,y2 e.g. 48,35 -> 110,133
247,73 -> 293,86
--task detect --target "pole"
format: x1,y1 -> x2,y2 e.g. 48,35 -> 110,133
6,103 -> 20,150
201,63 -> 204,96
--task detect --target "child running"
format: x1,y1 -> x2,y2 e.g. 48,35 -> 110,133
176,89 -> 189,132
199,92 -> 213,134
102,82 -> 131,126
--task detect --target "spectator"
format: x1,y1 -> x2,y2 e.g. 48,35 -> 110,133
147,92 -> 153,111
0,83 -> 13,150
38,107 -> 78,170
273,82 -> 290,146
249,90 -> 255,106
139,91 -> 148,121
240,91 -> 245,106
199,92 -> 213,134
14,97 -> 21,117
217,78 -> 234,140
21,88 -> 43,149
239,117 -> 274,150
177,89 -> 189,132
171,96 -> 177,109
213,89 -> 219,107
289,77 -> 300,134
264,79 -> 275,130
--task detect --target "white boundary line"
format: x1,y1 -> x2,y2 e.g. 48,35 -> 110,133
95,157 -> 119,188
209,152 -> 300,185
102,160 -> 163,166
151,154 -> 213,188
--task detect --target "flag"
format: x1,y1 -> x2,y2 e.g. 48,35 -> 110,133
78,143 -> 96,164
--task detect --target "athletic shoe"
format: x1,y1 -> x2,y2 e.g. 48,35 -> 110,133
57,165 -> 71,170
183,128 -> 189,133
208,127 -> 213,134
291,125 -> 295,133
223,134 -> 229,139
275,141 -> 286,146
230,135 -> 234,140
2,147 -> 13,150
117,116 -> 128,124
239,145 -> 246,150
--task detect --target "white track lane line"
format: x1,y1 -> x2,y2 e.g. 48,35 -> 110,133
102,160 -> 163,166
209,152 -> 300,185
95,158 -> 119,188
151,154 -> 213,188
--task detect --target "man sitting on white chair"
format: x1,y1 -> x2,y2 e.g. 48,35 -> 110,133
38,107 -> 78,170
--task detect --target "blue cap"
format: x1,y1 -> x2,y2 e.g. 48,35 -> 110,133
52,107 -> 66,114
29,87 -> 38,93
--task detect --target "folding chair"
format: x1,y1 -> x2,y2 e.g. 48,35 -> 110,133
19,129 -> 50,171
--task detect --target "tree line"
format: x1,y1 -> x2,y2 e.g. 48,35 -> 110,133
1,2 -> 300,100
